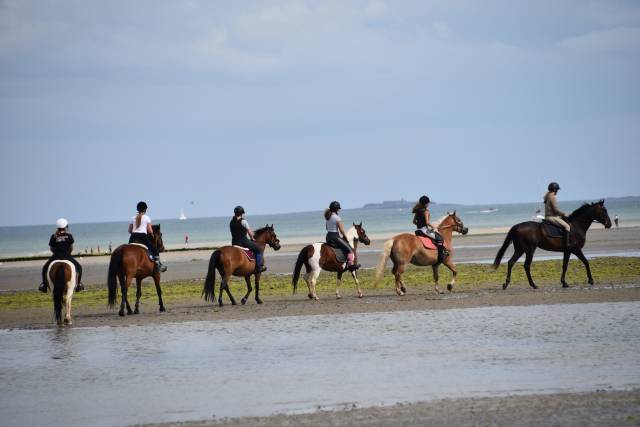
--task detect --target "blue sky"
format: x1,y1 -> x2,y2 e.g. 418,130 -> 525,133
1,0 -> 639,226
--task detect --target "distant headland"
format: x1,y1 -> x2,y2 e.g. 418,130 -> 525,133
362,199 -> 457,209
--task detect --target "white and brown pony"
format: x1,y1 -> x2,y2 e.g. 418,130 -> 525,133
374,212 -> 468,295
48,260 -> 77,326
292,223 -> 371,300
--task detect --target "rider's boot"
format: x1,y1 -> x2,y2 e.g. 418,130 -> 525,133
75,271 -> 84,292
255,252 -> 267,273
346,252 -> 360,272
38,282 -> 48,293
436,244 -> 450,264
564,230 -> 571,251
154,257 -> 167,273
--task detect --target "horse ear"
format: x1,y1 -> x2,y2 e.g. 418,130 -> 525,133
270,224 -> 273,229
599,199 -> 605,205
453,210 -> 456,215
353,222 -> 356,226
359,222 -> 362,227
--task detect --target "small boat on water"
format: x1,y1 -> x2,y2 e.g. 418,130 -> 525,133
179,209 -> 187,221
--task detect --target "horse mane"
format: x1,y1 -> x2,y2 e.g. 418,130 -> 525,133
568,201 -> 603,220
253,225 -> 271,238
434,214 -> 449,226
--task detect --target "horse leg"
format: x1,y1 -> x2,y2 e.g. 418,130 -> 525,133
241,276 -> 253,305
349,269 -> 363,298
442,260 -> 457,292
393,262 -> 406,296
336,271 -> 343,299
503,248 -> 523,290
309,269 -> 320,301
561,251 -> 570,288
134,278 -> 142,314
153,274 -> 165,312
523,251 -> 537,289
573,248 -> 594,285
432,264 -> 443,294
218,276 -> 225,307
119,276 -> 133,316
64,280 -> 74,325
223,276 -> 237,305
255,272 -> 263,304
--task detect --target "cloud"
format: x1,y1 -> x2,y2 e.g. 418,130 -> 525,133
558,27 -> 640,52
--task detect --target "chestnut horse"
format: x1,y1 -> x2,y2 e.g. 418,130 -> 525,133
374,212 -> 468,295
107,225 -> 166,316
292,223 -> 371,300
493,200 -> 611,289
202,225 -> 281,306
49,260 -> 76,325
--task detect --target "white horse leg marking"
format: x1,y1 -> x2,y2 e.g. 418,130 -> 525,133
335,275 -> 342,299
308,243 -> 322,301
350,270 -> 363,298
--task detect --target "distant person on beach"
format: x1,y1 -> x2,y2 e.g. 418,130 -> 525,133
185,234 -> 189,246
128,201 -> 166,272
108,241 -> 112,253
614,215 -> 619,228
324,201 -> 359,271
412,195 -> 447,263
544,182 -> 571,249
39,218 -> 84,293
230,206 -> 266,273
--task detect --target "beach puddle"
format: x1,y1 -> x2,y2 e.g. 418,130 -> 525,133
1,302 -> 639,426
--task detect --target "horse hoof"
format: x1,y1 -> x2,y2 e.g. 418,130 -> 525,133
127,309 -> 133,315
531,284 -> 538,289
256,298 -> 263,304
64,319 -> 72,325
400,286 -> 407,293
336,295 -> 342,300
159,306 -> 166,312
133,309 -> 139,315
218,301 -> 223,307
561,282 -> 569,288
502,283 -> 508,290
241,298 -> 247,305
231,301 -> 237,306
357,293 -> 363,299
446,284 -> 453,292
118,310 -> 125,317
308,294 -> 313,299
588,280 -> 594,286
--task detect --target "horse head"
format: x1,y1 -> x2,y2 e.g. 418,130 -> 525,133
593,200 -> 612,229
441,211 -> 469,235
152,224 -> 165,252
255,224 -> 281,251
353,222 -> 371,245
569,200 -> 612,229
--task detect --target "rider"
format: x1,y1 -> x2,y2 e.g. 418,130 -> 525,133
128,201 -> 166,272
324,201 -> 360,272
544,182 -> 571,250
412,195 -> 448,263
38,218 -> 84,293
230,206 -> 266,273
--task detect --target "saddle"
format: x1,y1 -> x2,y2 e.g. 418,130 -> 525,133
232,245 -> 255,261
541,220 -> 566,238
324,242 -> 347,263
417,235 -> 438,250
128,243 -> 154,259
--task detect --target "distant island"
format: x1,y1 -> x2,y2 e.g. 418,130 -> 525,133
362,199 -> 459,209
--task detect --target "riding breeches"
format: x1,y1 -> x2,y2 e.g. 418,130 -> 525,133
546,216 -> 571,232
325,232 -> 353,255
415,228 -> 444,244
129,233 -> 159,257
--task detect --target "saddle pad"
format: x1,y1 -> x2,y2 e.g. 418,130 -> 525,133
232,245 -> 255,261
542,221 -> 565,238
324,244 -> 347,264
128,243 -> 150,250
417,236 -> 438,250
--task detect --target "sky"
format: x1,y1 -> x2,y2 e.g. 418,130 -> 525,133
1,0 -> 639,226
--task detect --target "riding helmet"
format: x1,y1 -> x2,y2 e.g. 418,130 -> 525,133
329,201 -> 341,212
419,195 -> 430,205
55,218 -> 68,229
234,206 -> 245,215
548,182 -> 560,192
136,201 -> 148,212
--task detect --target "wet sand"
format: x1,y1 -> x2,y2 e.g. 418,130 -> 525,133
0,226 -> 637,291
151,389 -> 640,427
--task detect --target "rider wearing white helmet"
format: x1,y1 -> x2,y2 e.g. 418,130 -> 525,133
39,218 -> 84,293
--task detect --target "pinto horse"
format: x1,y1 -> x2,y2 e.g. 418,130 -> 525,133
493,200 -> 611,289
49,260 -> 77,325
292,223 -> 371,300
108,225 -> 166,316
374,212 -> 468,295
202,225 -> 281,306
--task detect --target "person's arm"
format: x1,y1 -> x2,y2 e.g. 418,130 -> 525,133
425,211 -> 437,230
550,194 -> 566,217
242,219 -> 255,240
128,224 -> 133,234
146,222 -> 153,235
337,221 -> 353,248
49,235 -> 55,252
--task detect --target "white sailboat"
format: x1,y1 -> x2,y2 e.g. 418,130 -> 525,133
179,209 -> 187,220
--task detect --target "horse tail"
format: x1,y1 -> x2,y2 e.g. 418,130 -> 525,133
52,264 -> 66,324
202,250 -> 220,302
493,226 -> 516,269
107,248 -> 123,308
292,246 -> 312,294
374,238 -> 395,286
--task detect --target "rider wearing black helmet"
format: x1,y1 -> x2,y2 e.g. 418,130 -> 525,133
128,201 -> 166,272
413,195 -> 448,263
544,182 -> 571,249
324,201 -> 360,271
230,206 -> 266,273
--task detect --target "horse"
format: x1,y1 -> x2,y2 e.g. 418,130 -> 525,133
374,212 -> 468,295
202,225 -> 281,306
292,223 -> 371,300
107,224 -> 166,316
493,200 -> 611,289
49,260 -> 77,325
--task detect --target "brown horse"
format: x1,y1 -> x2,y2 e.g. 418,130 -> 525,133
202,225 -> 281,306
493,200 -> 612,289
375,212 -> 468,295
292,223 -> 371,300
107,225 -> 166,316
49,260 -> 77,325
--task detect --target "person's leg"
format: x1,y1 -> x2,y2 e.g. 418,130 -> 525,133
144,235 -> 166,272
69,257 -> 84,291
434,232 -> 449,263
39,258 -> 53,292
245,240 -> 265,272
336,237 -> 359,271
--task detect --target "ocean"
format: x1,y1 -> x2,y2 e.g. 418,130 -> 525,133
1,197 -> 638,258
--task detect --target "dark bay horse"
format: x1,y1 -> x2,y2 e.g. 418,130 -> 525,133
48,260 -> 77,325
108,225 -> 166,316
292,223 -> 370,300
493,200 -> 612,289
375,212 -> 468,295
202,225 -> 281,306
